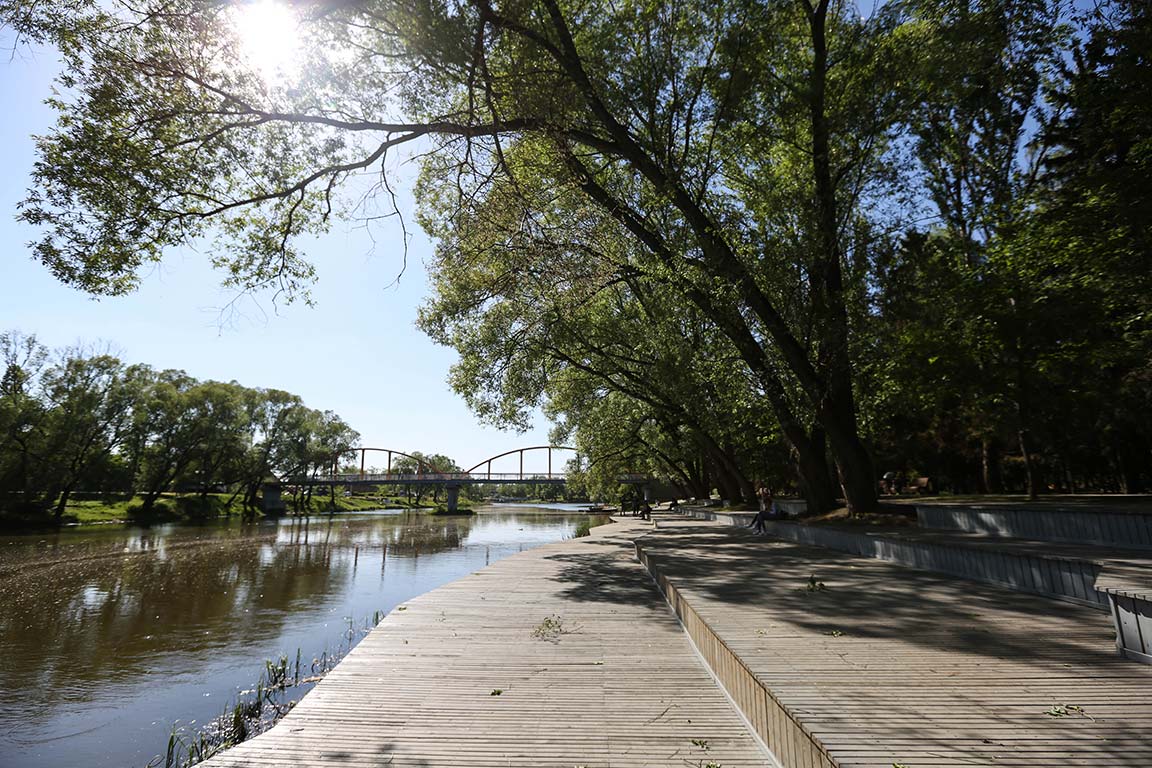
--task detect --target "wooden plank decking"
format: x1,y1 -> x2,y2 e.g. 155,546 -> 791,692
202,513 -> 1152,768
202,519 -> 770,768
636,517 -> 1152,767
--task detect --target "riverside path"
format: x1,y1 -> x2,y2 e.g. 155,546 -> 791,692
202,518 -> 771,767
203,513 -> 1152,767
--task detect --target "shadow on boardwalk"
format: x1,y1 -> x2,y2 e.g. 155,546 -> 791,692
646,522 -> 1120,667
543,535 -> 671,611
627,519 -> 1152,767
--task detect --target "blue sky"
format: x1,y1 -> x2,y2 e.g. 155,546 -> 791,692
0,41 -> 556,472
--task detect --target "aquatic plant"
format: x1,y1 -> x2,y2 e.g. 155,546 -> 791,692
146,608 -> 387,768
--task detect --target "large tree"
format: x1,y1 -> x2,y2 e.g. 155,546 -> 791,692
7,0 -> 1141,504
0,331 -> 50,514
38,347 -> 138,519
2,0 -> 917,512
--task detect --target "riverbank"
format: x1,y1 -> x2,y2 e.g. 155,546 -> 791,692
0,492 -> 444,531
0,508 -> 596,768
0,493 -> 604,531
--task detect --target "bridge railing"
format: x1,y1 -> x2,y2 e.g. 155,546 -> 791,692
287,472 -> 568,484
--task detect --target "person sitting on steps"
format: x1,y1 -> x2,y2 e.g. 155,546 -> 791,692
747,483 -> 775,535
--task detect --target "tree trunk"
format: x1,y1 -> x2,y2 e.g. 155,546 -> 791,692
739,476 -> 757,506
793,427 -> 836,514
981,437 -> 1003,494
693,430 -> 750,503
141,488 -> 163,513
693,457 -> 711,499
1018,427 -> 1038,500
245,482 -> 260,511
1113,444 -> 1131,494
225,484 -> 244,514
707,453 -> 740,503
804,3 -> 877,517
53,488 -> 71,523
726,441 -> 757,505
820,406 -> 876,515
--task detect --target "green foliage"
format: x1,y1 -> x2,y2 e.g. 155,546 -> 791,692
0,331 -> 362,527
2,0 -> 1150,499
861,0 -> 1152,494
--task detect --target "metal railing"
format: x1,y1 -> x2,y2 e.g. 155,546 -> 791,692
287,472 -> 568,484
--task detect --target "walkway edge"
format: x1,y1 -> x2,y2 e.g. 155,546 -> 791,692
633,530 -> 839,768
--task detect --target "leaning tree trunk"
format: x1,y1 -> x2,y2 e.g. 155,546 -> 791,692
707,453 -> 741,504
140,487 -> 164,514
820,400 -> 877,515
53,488 -> 72,523
1019,428 -> 1038,500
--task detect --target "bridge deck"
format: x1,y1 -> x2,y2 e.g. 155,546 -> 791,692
202,519 -> 768,768
635,516 -> 1152,767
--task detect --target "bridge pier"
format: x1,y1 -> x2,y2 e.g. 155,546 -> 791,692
262,482 -> 286,514
445,483 -> 461,514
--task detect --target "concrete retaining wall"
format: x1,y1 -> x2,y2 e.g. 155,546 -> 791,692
758,520 -> 1108,609
683,508 -> 1107,609
916,504 -> 1152,550
1103,589 -> 1152,664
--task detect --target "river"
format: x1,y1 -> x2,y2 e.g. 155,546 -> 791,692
0,505 -> 600,768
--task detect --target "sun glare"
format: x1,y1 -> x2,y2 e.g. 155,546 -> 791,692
230,0 -> 302,83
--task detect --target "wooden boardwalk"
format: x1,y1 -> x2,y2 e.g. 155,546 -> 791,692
203,519 -> 770,767
636,517 -> 1152,767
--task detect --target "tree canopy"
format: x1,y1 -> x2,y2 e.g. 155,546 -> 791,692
3,0 -> 1150,505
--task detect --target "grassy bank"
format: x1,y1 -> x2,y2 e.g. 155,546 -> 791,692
1,490 -> 408,530
3,489 -> 569,530
69,494 -> 243,525
63,489 -> 428,523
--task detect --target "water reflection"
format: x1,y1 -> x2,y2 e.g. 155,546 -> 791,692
0,508 -> 588,768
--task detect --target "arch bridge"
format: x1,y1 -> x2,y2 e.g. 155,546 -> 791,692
286,446 -> 578,513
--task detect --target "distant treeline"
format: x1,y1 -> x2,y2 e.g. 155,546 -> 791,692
0,331 -> 359,525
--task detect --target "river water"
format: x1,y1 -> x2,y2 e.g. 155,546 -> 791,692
0,506 -> 598,768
